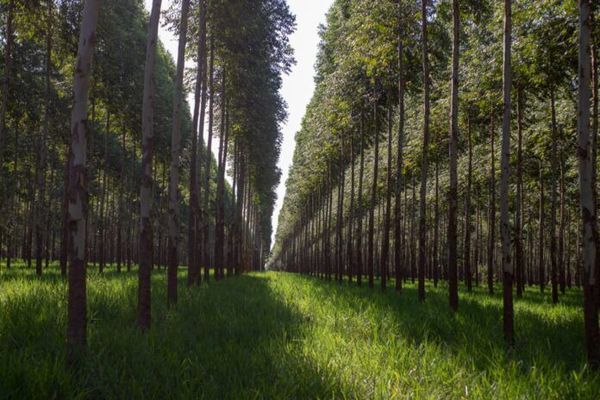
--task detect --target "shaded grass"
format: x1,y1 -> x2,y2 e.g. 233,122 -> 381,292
0,263 -> 598,399
286,275 -> 598,398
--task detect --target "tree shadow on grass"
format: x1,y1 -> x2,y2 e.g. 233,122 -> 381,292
508,284 -> 583,308
0,264 -> 66,284
291,274 -> 595,378
0,270 -> 347,399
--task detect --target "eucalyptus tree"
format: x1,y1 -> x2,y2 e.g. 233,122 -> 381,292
66,0 -> 100,362
448,0 -> 460,311
367,104 -> 379,288
203,37 -> 215,282
500,0 -> 514,345
356,120 -> 365,286
347,132 -> 356,283
138,0 -> 162,331
515,85 -> 524,297
188,0 -> 208,287
418,0 -> 431,302
394,0 -> 406,293
463,110 -> 473,292
35,0 -> 54,277
488,109 -> 496,295
187,4 -> 202,285
550,89 -> 559,305
1,0 -> 16,270
214,72 -> 227,280
577,0 -> 599,368
380,102 -> 393,290
166,0 -> 190,305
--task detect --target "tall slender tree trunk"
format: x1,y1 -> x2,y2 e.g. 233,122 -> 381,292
356,120 -> 365,286
60,149 -> 70,276
381,103 -> 393,290
488,111 -> 496,294
196,123 -> 206,275
559,149 -> 566,294
325,165 -> 332,280
319,191 -> 325,278
411,176 -> 416,283
515,86 -> 524,298
591,11 -> 600,312
214,77 -> 228,281
577,0 -> 600,368
26,194 -> 34,269
347,136 -> 355,283
127,144 -> 136,272
99,112 -> 109,273
539,162 -> 545,292
203,38 -> 215,283
464,112 -> 473,292
328,164 -> 334,280
66,0 -> 100,364
337,140 -> 345,284
35,0 -> 53,277
0,0 -> 14,153
88,93 -> 96,269
138,0 -> 162,331
418,0 -> 431,302
394,8 -> 405,292
233,149 -> 244,275
166,0 -> 190,305
448,0 -> 460,310
475,193 -> 481,286
188,0 -> 206,287
117,125 -> 125,273
550,87 -> 559,304
433,162 -> 439,287
566,211 -> 572,289
45,168 -> 54,269
528,214 -> 534,286
500,0 -> 514,345
368,104 -> 380,289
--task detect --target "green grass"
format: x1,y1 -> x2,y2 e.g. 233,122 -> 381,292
0,262 -> 599,399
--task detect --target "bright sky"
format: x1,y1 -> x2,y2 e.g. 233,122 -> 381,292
144,0 -> 334,248
273,0 -> 334,246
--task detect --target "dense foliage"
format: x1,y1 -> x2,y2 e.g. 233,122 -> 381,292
0,0 -> 294,358
271,0 -> 600,367
0,0 -> 294,278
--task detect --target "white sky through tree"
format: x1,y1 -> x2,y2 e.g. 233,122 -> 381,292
272,0 -> 334,247
144,0 -> 334,249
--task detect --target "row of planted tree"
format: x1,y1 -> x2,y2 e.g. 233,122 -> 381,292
271,0 -> 600,367
0,0 -> 295,361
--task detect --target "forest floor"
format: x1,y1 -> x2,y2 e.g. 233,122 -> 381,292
0,263 -> 599,399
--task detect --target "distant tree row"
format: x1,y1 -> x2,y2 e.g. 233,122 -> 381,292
271,0 -> 600,367
0,0 -> 294,362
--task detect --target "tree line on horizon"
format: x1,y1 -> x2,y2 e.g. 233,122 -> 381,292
0,0 -> 295,362
271,0 -> 600,367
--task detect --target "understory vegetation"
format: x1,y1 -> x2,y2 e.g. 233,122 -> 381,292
1,264 -> 598,399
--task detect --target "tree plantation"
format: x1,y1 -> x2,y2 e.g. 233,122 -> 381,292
0,0 -> 599,398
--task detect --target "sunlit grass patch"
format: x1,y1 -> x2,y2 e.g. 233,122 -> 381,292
0,265 -> 598,399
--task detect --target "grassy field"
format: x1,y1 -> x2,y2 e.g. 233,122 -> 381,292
0,263 -> 599,399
